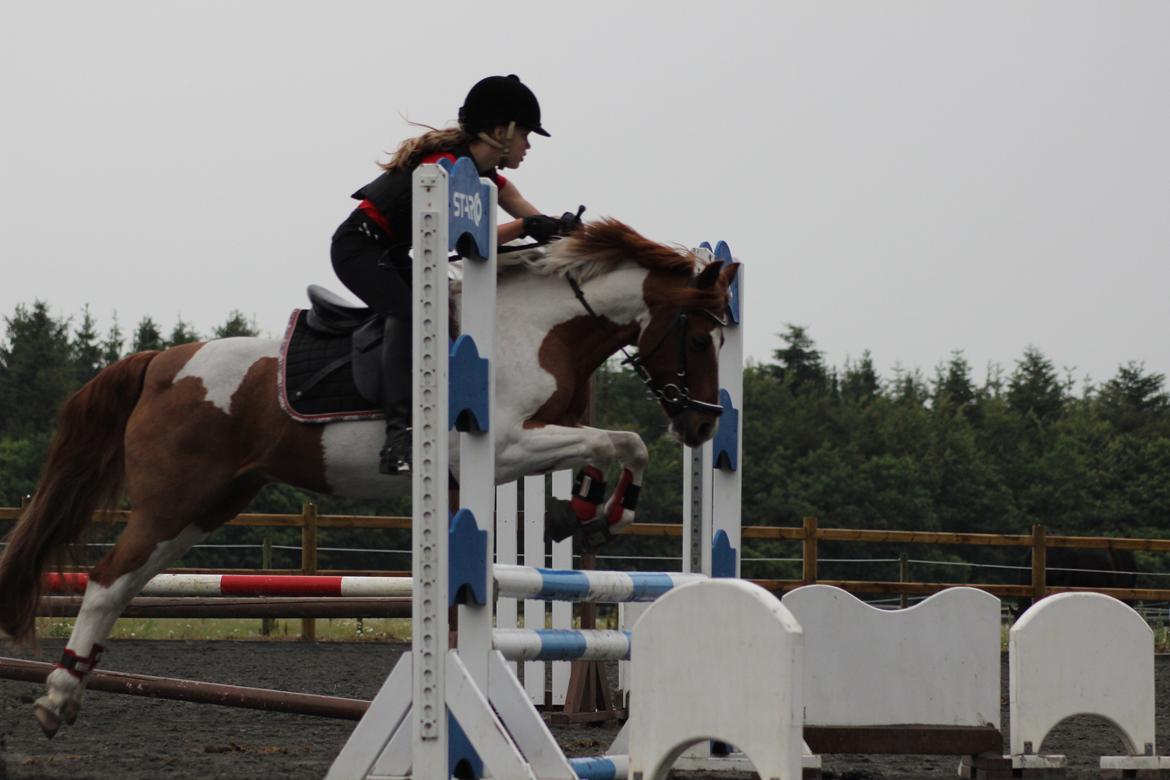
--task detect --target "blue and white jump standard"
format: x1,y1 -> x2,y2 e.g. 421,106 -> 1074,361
329,158 -> 574,779
328,159 -> 787,779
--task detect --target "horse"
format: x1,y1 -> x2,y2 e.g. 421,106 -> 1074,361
0,218 -> 739,737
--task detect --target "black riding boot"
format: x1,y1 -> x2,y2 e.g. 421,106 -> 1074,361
378,315 -> 412,475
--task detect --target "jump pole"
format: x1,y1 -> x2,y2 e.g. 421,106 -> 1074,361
37,596 -> 412,619
41,572 -> 413,598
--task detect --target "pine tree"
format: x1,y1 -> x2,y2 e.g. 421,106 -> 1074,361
841,351 -> 880,403
102,313 -> 124,365
1007,347 -> 1065,426
167,317 -> 202,347
71,304 -> 104,384
1099,362 -> 1168,433
214,310 -> 261,338
891,365 -> 929,407
770,324 -> 827,394
933,352 -> 976,408
132,316 -> 165,352
0,302 -> 77,438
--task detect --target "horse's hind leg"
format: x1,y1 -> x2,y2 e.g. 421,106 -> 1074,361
34,515 -> 210,737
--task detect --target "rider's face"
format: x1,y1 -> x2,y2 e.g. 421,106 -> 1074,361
502,127 -> 531,170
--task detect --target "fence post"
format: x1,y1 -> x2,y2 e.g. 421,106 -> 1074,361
301,502 -> 318,641
898,553 -> 909,609
802,516 -> 818,585
1031,523 -> 1046,605
261,537 -> 274,637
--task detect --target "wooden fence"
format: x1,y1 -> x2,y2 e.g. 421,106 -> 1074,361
4,504 -> 1170,629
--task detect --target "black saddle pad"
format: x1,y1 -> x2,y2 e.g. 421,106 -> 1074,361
277,310 -> 381,423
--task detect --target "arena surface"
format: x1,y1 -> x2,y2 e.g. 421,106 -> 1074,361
2,639 -> 1166,779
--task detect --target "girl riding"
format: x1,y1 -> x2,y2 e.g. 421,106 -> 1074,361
332,75 -> 576,474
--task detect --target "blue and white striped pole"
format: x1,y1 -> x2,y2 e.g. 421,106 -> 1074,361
493,565 -> 705,603
492,629 -> 631,662
569,755 -> 629,780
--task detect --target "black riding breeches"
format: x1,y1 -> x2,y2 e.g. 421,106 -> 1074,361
331,211 -> 411,318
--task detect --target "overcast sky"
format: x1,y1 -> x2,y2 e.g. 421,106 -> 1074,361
3,2 -> 1168,390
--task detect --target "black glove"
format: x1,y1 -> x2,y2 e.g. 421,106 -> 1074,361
557,205 -> 586,235
522,214 -> 561,242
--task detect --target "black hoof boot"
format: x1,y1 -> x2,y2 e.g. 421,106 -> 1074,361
543,498 -> 579,544
576,516 -> 614,552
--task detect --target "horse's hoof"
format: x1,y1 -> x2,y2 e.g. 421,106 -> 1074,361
33,703 -> 61,738
63,700 -> 80,724
543,499 -> 579,544
576,516 -> 614,553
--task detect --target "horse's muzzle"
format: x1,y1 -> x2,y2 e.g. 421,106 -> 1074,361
672,411 -> 720,448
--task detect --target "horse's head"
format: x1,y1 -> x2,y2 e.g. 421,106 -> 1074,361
533,219 -> 739,446
633,259 -> 740,447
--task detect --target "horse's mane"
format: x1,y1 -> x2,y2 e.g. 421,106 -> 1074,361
532,219 -> 698,281
453,219 -> 729,312
518,219 -> 729,311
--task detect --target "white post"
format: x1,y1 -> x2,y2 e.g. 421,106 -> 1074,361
550,469 -> 574,704
522,474 -> 547,704
682,444 -> 713,574
409,163 -> 450,777
495,483 -> 519,676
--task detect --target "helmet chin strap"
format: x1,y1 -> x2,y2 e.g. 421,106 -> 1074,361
476,121 -> 516,169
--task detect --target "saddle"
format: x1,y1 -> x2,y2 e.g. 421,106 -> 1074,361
277,285 -> 397,423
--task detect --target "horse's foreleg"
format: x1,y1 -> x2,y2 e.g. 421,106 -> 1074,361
34,522 -> 208,737
501,425 -> 648,549
597,430 -> 648,532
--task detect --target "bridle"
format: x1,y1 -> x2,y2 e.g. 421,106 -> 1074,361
567,274 -> 726,418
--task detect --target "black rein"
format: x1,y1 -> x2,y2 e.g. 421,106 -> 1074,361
567,274 -> 725,419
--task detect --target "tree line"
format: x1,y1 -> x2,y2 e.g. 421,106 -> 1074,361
2,303 -> 1168,579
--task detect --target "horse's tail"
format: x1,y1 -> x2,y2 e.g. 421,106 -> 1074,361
0,350 -> 159,643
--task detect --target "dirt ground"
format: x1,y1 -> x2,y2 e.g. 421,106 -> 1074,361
1,639 -> 1165,779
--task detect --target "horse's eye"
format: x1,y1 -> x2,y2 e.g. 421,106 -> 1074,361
691,333 -> 712,351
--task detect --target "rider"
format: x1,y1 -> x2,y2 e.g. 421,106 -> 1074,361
332,75 -> 577,474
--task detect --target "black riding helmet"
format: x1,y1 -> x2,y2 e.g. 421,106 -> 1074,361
459,75 -> 550,137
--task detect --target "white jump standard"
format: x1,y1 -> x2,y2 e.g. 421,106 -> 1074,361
329,159 -> 756,779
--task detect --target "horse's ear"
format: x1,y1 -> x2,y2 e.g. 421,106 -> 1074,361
692,261 -> 724,289
718,262 -> 741,288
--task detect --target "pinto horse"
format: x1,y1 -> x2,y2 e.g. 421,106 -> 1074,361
0,218 -> 738,736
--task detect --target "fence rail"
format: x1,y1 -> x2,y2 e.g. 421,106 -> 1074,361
4,505 -> 1170,609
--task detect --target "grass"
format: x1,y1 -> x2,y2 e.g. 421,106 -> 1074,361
35,616 -> 413,642
31,610 -> 617,643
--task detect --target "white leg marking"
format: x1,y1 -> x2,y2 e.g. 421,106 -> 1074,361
36,525 -> 210,729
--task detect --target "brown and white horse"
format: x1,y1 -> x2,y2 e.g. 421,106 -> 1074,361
0,219 -> 738,736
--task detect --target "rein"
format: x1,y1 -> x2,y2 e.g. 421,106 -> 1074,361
567,274 -> 725,419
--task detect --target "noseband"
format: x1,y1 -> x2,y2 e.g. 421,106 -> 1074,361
567,274 -> 725,419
